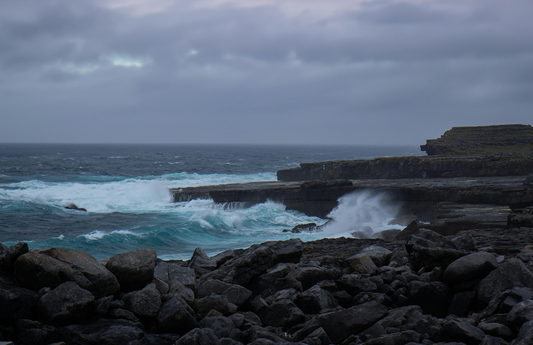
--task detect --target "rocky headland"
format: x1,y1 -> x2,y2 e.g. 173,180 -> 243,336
2,124 -> 533,345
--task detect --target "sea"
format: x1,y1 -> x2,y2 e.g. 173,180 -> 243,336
0,144 -> 422,261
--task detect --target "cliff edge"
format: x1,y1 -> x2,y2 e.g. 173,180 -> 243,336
421,124 -> 533,156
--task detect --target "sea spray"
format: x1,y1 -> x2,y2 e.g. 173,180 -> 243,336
321,190 -> 400,238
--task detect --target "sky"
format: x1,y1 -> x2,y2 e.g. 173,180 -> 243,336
1,0 -> 532,145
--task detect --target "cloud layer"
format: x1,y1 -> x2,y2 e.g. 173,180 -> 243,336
1,0 -> 532,144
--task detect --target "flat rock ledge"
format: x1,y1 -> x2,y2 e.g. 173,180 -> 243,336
3,225 -> 533,345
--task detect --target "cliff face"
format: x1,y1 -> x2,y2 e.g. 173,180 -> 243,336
276,154 -> 533,182
420,124 -> 533,156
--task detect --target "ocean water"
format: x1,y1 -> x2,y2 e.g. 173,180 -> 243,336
0,144 -> 421,260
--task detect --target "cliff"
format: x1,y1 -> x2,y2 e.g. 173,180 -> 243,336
421,124 -> 533,156
276,154 -> 533,182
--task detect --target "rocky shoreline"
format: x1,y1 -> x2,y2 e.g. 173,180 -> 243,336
3,214 -> 533,345
3,124 -> 533,345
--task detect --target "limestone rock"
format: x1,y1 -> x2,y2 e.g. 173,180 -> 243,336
14,248 -> 119,298
122,283 -> 161,318
105,249 -> 157,292
0,282 -> 39,320
478,259 -> 533,306
156,294 -> 197,334
317,300 -> 388,343
443,252 -> 498,285
176,328 -> 219,345
61,319 -> 145,345
37,281 -> 95,326
406,228 -> 467,270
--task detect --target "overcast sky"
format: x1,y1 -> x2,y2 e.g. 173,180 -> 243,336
1,0 -> 532,145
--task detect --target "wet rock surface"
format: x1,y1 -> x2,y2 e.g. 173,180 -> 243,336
3,221 -> 533,345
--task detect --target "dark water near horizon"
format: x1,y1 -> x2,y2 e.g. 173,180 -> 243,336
0,144 -> 422,260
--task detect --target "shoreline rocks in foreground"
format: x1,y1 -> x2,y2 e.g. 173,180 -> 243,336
3,222 -> 533,345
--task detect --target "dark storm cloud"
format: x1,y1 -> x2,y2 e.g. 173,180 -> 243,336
1,0 -> 532,144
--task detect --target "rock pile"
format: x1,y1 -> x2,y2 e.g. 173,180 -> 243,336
3,227 -> 533,345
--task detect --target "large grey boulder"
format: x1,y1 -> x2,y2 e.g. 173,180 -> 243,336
199,315 -> 237,338
508,299 -> 533,330
105,249 -> 157,292
478,258 -> 533,306
0,282 -> 39,319
61,319 -> 145,345
356,245 -> 393,267
257,299 -> 306,330
196,279 -> 252,308
514,320 -> 533,345
201,238 -> 303,286
16,319 -> 59,345
377,305 -> 441,337
406,228 -> 467,270
296,284 -> 338,314
0,242 -> 28,274
176,328 -> 219,345
156,294 -> 197,334
194,294 -> 237,317
443,252 -> 498,285
188,247 -> 217,277
317,300 -> 388,343
437,319 -> 486,345
154,261 -> 196,289
14,248 -> 119,298
37,281 -> 95,326
122,283 -> 161,318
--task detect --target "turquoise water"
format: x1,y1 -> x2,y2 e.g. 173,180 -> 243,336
0,144 -> 421,259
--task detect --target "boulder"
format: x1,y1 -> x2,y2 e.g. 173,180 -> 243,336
443,252 -> 498,285
105,249 -> 157,292
508,300 -> 533,330
347,255 -> 378,275
478,322 -> 513,340
257,299 -> 306,330
514,320 -> 533,345
199,315 -> 237,338
408,281 -> 450,318
122,283 -> 161,318
0,282 -> 39,319
357,245 -> 393,267
37,281 -> 95,326
296,285 -> 338,314
61,319 -> 144,345
317,300 -> 388,343
360,330 -> 420,345
377,305 -> 441,337
336,274 -> 378,295
0,242 -> 28,274
194,294 -> 237,317
286,266 -> 341,291
202,239 -> 303,286
16,319 -> 59,345
168,280 -> 195,306
14,248 -> 119,298
405,229 -> 467,270
156,294 -> 197,334
154,261 -> 196,289
188,247 -> 217,277
478,259 -> 533,306
437,319 -> 486,345
176,328 -> 219,345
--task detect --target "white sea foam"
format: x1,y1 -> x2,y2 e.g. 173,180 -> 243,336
320,190 -> 400,239
80,229 -> 141,241
0,172 -> 276,214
